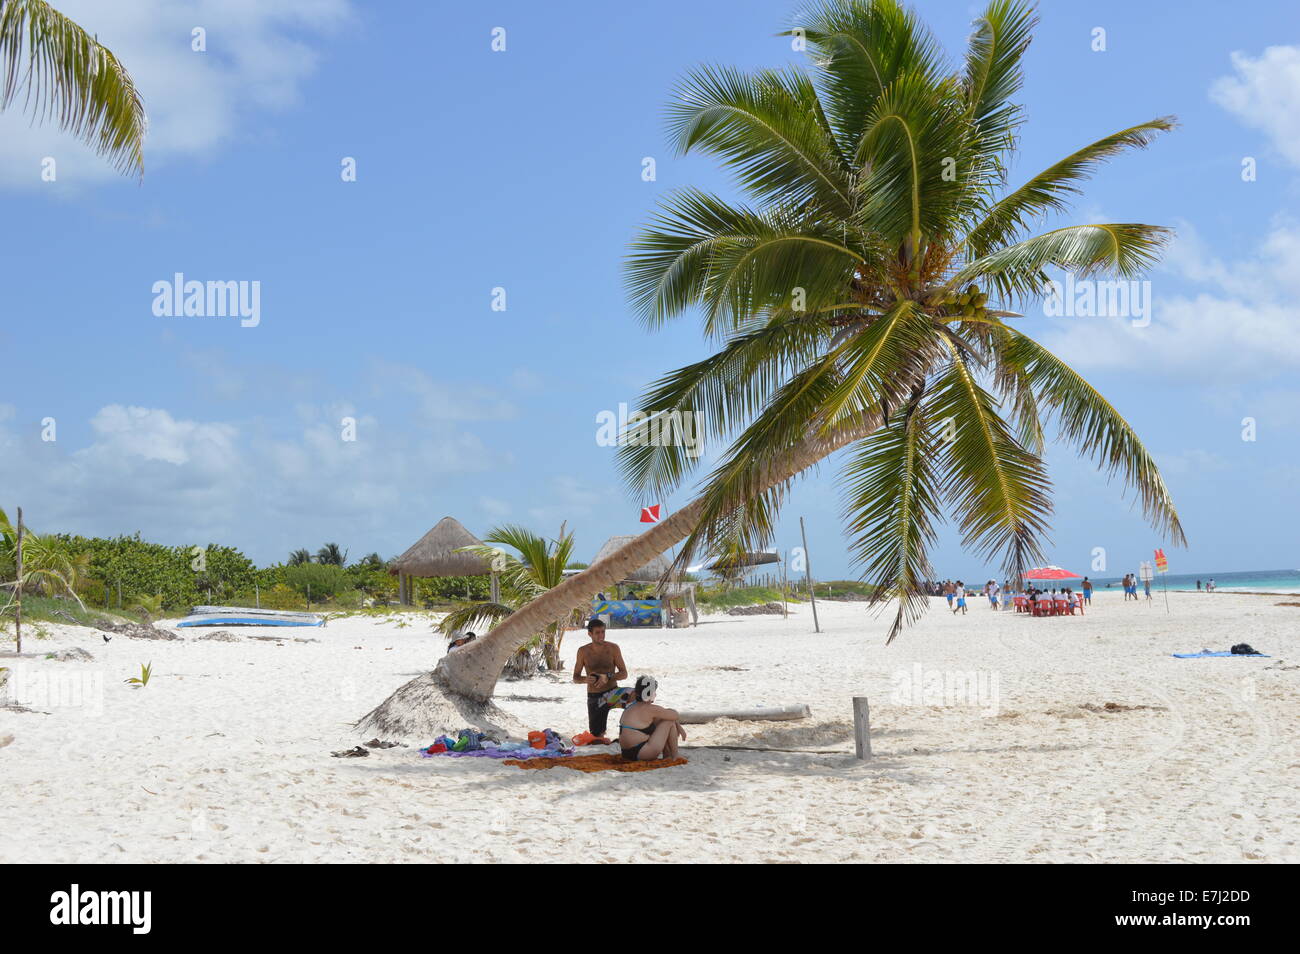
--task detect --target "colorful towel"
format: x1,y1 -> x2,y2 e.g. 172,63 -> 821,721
503,754 -> 688,773
435,746 -> 575,760
1171,652 -> 1270,658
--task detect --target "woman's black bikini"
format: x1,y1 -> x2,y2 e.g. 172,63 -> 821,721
619,700 -> 655,761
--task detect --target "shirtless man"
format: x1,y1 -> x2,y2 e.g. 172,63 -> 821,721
573,618 -> 628,743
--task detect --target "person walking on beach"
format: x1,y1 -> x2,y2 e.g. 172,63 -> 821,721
988,580 -> 1000,610
1196,580 -> 1202,591
1208,578 -> 1216,592
944,580 -> 956,610
573,618 -> 628,744
953,582 -> 968,615
1082,577 -> 1093,605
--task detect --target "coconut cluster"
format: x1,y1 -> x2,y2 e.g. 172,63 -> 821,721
937,284 -> 989,319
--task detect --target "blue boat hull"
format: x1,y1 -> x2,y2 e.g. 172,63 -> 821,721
176,616 -> 323,627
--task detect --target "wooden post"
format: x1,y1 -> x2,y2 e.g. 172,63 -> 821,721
800,516 -> 820,633
14,507 -> 23,655
853,696 -> 871,759
255,581 -> 260,608
780,550 -> 788,618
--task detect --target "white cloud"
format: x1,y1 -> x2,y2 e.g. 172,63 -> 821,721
1209,45 -> 1300,167
1039,221 -> 1300,377
88,404 -> 238,465
0,0 -> 352,189
0,402 -> 507,562
366,359 -> 517,422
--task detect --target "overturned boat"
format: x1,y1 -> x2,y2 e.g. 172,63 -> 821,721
176,605 -> 324,627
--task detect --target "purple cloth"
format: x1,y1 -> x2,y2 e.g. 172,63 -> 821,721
421,745 -> 574,760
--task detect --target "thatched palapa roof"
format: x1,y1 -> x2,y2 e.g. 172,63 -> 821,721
592,534 -> 677,585
391,516 -> 492,577
706,550 -> 780,571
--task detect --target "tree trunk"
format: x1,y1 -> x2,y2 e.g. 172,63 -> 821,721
354,416 -> 881,740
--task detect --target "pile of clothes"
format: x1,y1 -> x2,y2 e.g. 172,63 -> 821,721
419,727 -> 574,760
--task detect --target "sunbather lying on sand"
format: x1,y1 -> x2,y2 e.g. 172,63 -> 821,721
618,675 -> 686,762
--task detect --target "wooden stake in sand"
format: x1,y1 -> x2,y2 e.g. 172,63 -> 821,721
799,516 -> 820,633
853,696 -> 871,760
14,507 -> 23,655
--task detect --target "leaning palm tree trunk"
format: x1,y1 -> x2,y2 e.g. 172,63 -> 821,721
355,415 -> 879,740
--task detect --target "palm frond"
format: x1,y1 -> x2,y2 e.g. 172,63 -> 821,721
668,64 -> 853,214
962,0 -> 1036,158
996,329 -> 1186,544
966,118 -> 1177,256
626,189 -> 865,336
927,339 -> 1052,579
0,0 -> 146,177
952,223 -> 1173,304
788,0 -> 944,156
840,400 -> 941,643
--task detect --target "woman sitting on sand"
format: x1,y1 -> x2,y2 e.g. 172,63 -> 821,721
618,675 -> 686,762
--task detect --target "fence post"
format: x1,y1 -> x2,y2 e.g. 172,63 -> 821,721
853,697 -> 871,759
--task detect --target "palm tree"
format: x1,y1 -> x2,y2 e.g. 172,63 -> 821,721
0,0 -> 147,176
287,549 -> 313,566
438,524 -> 578,675
358,0 -> 1184,739
316,543 -> 347,566
0,508 -> 88,609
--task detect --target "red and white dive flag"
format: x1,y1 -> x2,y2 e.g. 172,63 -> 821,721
640,504 -> 662,523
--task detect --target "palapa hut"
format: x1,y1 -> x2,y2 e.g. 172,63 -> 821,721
590,534 -> 697,627
390,516 -> 493,606
705,549 -> 780,586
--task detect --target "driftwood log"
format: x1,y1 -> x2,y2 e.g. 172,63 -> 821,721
676,703 -> 811,724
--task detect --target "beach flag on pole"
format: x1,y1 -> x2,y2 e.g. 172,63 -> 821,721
1154,548 -> 1170,615
640,504 -> 662,523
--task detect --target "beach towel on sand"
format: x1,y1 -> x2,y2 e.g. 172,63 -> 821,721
1171,651 -> 1270,658
503,754 -> 688,773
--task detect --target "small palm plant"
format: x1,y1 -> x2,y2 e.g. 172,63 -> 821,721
124,662 -> 153,688
287,549 -> 313,566
130,593 -> 165,622
440,524 -> 577,675
0,509 -> 89,610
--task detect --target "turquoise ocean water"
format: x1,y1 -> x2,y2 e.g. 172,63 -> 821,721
1092,568 -> 1300,594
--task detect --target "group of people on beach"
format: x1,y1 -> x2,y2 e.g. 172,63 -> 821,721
1196,579 -> 1217,592
570,618 -> 685,762
939,577 -> 1095,615
1120,572 -> 1150,601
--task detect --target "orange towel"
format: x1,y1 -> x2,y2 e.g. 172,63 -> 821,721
503,754 -> 688,773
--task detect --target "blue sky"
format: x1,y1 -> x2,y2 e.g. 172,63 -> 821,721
1,0 -> 1297,581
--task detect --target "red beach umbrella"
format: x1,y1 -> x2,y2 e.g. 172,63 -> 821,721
1022,566 -> 1082,581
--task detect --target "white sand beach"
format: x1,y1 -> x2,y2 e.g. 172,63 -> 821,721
2,592 -> 1297,864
